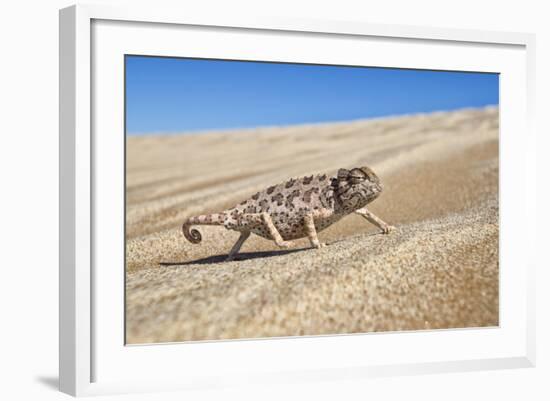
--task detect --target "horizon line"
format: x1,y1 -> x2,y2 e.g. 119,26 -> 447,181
127,104 -> 499,137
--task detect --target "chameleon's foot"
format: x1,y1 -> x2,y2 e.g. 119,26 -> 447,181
312,242 -> 327,249
276,240 -> 295,249
381,224 -> 396,234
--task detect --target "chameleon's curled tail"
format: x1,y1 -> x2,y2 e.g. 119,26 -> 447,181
182,213 -> 226,244
182,221 -> 202,244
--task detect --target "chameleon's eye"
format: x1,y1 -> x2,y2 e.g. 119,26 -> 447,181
349,168 -> 367,183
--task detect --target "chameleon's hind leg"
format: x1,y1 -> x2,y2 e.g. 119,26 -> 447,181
355,207 -> 395,234
240,212 -> 294,249
226,231 -> 250,261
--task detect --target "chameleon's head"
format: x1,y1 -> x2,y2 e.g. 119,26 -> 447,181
335,166 -> 383,210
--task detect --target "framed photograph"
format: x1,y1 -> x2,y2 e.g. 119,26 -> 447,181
59,4 -> 536,396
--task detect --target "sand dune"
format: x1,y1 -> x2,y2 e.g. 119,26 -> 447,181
125,107 -> 499,344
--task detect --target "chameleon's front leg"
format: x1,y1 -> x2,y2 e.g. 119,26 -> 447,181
355,207 -> 395,234
304,213 -> 326,249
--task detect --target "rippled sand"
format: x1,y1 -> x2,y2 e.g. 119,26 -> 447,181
125,107 -> 499,344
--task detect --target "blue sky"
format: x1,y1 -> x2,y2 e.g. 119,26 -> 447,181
125,56 -> 498,135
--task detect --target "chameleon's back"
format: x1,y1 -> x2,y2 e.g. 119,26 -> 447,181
223,173 -> 338,240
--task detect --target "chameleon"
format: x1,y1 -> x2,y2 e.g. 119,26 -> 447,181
182,166 -> 395,261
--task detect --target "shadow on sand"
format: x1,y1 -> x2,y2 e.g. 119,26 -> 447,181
158,231 -> 383,267
159,247 -> 308,266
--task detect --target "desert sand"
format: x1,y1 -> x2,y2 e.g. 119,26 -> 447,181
125,106 -> 499,344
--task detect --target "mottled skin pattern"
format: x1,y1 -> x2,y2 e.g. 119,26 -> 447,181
182,166 -> 395,261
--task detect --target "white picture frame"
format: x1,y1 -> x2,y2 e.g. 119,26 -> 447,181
59,4 -> 536,397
